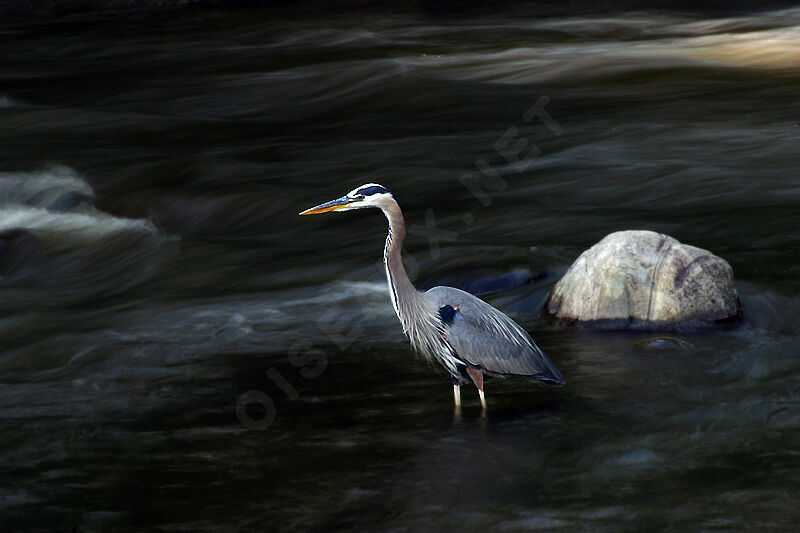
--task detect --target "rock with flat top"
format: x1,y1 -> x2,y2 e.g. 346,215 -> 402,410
546,230 -> 740,328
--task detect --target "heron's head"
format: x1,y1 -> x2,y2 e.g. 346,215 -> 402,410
299,183 -> 393,215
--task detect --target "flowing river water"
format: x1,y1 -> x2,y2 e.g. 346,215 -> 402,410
1,2 -> 799,531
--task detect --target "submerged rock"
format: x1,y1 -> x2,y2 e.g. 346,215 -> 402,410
633,337 -> 695,350
546,230 -> 740,328
420,267 -> 542,295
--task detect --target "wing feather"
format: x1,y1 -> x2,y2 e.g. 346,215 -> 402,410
426,286 -> 564,384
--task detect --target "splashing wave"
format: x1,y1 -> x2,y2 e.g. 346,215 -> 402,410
0,166 -> 171,307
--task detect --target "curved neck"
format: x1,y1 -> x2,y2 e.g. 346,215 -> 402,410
380,198 -> 419,320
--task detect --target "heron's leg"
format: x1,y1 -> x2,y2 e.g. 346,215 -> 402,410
465,368 -> 486,410
452,377 -> 461,407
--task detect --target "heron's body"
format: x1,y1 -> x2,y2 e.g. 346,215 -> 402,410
301,183 -> 564,409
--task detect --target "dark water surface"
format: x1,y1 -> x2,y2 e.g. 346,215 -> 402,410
2,2 -> 800,531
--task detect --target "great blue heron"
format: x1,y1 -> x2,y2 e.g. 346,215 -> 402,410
300,183 -> 564,410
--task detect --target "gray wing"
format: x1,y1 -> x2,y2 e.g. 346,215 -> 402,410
426,286 -> 564,384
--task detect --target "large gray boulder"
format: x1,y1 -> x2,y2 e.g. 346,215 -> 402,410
546,230 -> 740,328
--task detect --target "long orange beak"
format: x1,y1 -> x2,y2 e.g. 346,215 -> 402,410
299,196 -> 352,215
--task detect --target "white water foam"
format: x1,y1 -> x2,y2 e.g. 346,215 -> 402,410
395,10 -> 800,85
0,166 -> 94,208
0,166 -> 159,246
0,205 -> 157,246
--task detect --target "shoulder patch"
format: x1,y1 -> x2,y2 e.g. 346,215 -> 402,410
438,305 -> 459,326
